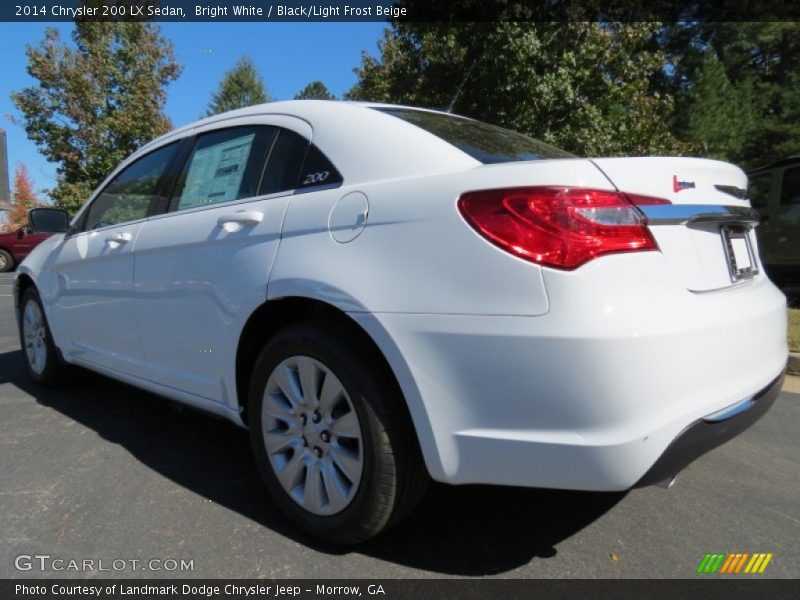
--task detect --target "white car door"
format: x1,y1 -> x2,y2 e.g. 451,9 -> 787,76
44,142 -> 182,377
133,117 -> 320,407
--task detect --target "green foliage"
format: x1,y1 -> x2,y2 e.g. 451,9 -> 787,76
662,23 -> 800,168
684,50 -> 757,162
206,56 -> 272,116
346,22 -> 693,157
294,81 -> 336,101
11,15 -> 181,214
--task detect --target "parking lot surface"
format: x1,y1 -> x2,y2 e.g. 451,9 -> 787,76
0,272 -> 798,578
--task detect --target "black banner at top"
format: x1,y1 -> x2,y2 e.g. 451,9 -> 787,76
3,0 -> 800,23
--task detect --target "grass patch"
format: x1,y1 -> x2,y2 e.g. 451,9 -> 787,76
789,309 -> 800,353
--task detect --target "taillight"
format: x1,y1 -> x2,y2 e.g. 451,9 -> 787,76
457,187 -> 670,270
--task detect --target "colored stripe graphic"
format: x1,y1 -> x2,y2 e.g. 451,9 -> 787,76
719,554 -> 736,573
697,554 -> 712,573
744,553 -> 774,574
697,553 -> 727,574
698,552 -> 773,574
734,553 -> 750,573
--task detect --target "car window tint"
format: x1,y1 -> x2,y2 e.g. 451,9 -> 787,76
298,144 -> 343,190
748,172 -> 772,209
375,107 -> 575,163
85,143 -> 179,231
172,126 -> 275,211
780,167 -> 800,205
259,129 -> 309,195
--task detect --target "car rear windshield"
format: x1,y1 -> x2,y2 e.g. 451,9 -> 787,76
375,108 -> 574,164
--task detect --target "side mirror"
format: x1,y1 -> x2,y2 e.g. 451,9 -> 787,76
17,227 -> 25,238
28,208 -> 70,234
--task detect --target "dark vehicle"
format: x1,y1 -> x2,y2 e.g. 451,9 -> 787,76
748,156 -> 800,288
0,208 -> 70,272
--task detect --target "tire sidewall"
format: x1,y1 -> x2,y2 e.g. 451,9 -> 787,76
249,324 -> 395,541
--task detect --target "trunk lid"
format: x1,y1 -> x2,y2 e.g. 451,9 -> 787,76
591,157 -> 759,292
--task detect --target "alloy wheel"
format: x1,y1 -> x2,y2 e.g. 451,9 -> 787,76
23,300 -> 47,375
261,355 -> 364,515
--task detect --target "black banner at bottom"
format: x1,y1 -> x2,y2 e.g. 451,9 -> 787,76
2,579 -> 799,600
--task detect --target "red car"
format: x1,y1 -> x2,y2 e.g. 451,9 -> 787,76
0,208 -> 70,272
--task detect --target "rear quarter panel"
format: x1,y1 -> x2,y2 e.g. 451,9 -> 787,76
269,158 -> 611,316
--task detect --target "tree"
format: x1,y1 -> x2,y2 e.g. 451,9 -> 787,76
683,50 -> 757,162
346,22 -> 693,157
294,81 -> 336,100
206,56 -> 272,116
6,164 -> 42,230
11,10 -> 181,214
658,22 -> 800,168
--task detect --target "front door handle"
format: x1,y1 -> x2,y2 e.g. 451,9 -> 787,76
217,210 -> 263,229
105,233 -> 132,246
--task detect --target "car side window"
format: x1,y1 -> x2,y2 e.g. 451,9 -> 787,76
748,172 -> 772,209
84,143 -> 180,231
258,129 -> 343,195
298,144 -> 343,190
171,126 -> 276,211
780,167 -> 800,206
258,129 -> 309,195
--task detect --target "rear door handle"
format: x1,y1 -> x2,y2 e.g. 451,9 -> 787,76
105,233 -> 132,246
217,210 -> 263,229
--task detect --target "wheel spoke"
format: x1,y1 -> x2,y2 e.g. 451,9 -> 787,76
330,445 -> 361,483
272,364 -> 303,409
331,410 -> 360,439
318,371 -> 343,417
303,461 -> 324,513
320,460 -> 348,511
277,450 -> 305,491
35,345 -> 45,370
263,430 -> 297,455
296,356 -> 319,406
263,391 -> 295,421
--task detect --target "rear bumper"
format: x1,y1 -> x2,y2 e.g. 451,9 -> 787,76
353,258 -> 788,490
635,371 -> 784,487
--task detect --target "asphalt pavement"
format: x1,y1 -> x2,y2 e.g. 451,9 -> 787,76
0,271 -> 798,579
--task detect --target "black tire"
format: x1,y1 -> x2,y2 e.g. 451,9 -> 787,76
248,320 -> 428,544
18,286 -> 72,386
0,249 -> 14,273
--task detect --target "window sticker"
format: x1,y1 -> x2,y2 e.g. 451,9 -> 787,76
179,133 -> 255,209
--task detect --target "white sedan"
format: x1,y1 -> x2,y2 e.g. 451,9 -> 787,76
15,101 -> 787,544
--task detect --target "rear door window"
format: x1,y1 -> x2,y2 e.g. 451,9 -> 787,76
170,126 -> 276,211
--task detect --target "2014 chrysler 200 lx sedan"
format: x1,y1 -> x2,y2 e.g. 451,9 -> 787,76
15,101 -> 787,544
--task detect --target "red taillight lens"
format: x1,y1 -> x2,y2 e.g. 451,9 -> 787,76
457,187 -> 670,270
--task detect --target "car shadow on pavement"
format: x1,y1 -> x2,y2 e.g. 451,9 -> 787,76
0,348 -> 625,576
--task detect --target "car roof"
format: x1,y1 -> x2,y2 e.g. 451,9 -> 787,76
131,101 -> 480,186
